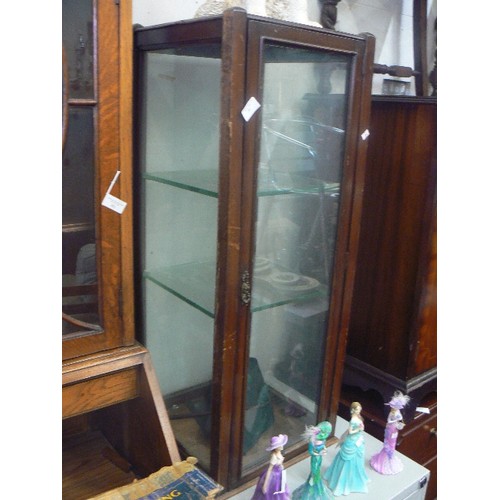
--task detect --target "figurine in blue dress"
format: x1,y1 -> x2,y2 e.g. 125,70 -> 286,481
324,402 -> 369,496
292,421 -> 335,499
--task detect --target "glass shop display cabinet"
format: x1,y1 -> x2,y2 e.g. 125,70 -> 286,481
134,7 -> 374,490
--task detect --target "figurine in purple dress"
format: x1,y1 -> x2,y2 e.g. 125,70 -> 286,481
370,391 -> 410,475
251,434 -> 291,499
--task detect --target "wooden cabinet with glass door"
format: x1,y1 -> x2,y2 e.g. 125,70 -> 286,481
62,1 -> 179,498
134,8 -> 375,492
62,0 -> 134,360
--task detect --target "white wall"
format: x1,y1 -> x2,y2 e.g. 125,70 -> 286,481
132,0 -> 435,95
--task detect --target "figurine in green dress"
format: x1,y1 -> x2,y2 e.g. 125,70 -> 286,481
324,401 -> 369,495
292,421 -> 335,499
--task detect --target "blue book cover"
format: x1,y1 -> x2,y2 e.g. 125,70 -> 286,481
138,469 -> 222,499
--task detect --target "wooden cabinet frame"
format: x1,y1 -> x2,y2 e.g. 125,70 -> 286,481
134,9 -> 375,490
63,0 -> 135,360
62,2 -> 181,497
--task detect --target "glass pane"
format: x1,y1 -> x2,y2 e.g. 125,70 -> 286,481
62,106 -> 99,334
243,43 -> 351,471
62,0 -> 94,100
139,46 -> 222,472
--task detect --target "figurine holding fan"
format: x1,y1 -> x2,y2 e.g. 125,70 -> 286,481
370,391 -> 410,475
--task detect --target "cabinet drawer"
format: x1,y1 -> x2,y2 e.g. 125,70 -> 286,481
63,368 -> 138,419
423,454 -> 436,500
398,414 -> 437,465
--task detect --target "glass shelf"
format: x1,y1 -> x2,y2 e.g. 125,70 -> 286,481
144,262 -> 216,318
144,170 -> 219,198
144,170 -> 340,198
257,170 -> 340,197
144,261 -> 327,317
251,276 -> 328,312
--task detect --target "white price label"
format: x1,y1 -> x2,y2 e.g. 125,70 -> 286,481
102,193 -> 127,214
101,170 -> 127,214
416,407 -> 431,414
241,97 -> 261,121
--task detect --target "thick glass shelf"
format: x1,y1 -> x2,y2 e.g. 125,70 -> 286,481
144,170 -> 340,198
258,170 -> 340,197
144,170 -> 219,198
144,261 -> 216,318
251,276 -> 328,312
144,261 -> 327,317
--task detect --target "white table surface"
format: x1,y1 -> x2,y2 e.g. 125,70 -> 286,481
229,416 -> 430,499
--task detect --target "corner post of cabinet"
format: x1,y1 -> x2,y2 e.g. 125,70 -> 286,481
211,7 -> 248,488
118,0 -> 136,346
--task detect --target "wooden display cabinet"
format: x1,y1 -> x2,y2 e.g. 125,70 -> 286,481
133,8 -> 375,492
342,96 -> 437,414
339,96 -> 437,499
62,1 -> 179,498
62,0 -> 135,359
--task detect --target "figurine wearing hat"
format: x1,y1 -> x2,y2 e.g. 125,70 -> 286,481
251,434 -> 290,499
292,421 -> 335,499
370,391 -> 410,475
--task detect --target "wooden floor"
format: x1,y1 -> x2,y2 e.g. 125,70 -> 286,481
62,430 -> 138,500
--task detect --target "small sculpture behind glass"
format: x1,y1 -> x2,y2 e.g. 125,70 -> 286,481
292,421 -> 335,499
370,391 -> 410,475
323,401 -> 369,496
251,434 -> 290,500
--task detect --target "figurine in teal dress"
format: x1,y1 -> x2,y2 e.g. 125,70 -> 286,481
292,421 -> 335,499
324,402 -> 369,496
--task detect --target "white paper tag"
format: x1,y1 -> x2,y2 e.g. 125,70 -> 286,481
361,129 -> 370,140
101,170 -> 127,214
102,193 -> 127,214
356,435 -> 363,447
241,97 -> 261,121
416,407 -> 431,414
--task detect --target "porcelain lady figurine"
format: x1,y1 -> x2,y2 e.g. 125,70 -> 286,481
324,402 -> 369,496
292,421 -> 335,499
370,391 -> 410,475
251,434 -> 291,499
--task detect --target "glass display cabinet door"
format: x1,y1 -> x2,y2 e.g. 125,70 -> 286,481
241,42 -> 351,473
137,42 -> 223,472
233,20 -> 374,482
62,0 -> 99,337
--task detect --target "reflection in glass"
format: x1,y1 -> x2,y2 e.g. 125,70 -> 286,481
62,0 -> 94,100
139,46 -> 222,472
243,44 -> 351,471
62,107 -> 99,334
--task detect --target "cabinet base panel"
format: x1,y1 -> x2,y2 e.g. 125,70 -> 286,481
342,355 -> 437,419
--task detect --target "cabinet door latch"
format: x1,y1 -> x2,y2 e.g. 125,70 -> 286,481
241,270 -> 251,305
